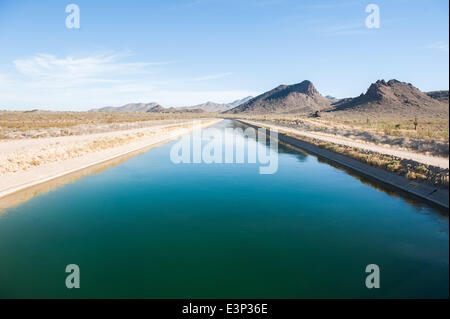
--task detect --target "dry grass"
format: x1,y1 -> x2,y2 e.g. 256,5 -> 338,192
225,114 -> 449,157
321,115 -> 449,141
0,111 -> 218,139
0,122 -> 197,175
227,113 -> 449,141
0,111 -> 214,130
284,133 -> 449,188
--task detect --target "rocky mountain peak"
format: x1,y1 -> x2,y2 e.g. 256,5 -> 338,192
224,80 -> 331,114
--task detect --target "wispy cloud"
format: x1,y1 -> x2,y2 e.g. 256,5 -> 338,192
167,0 -> 214,10
301,1 -> 361,10
426,41 -> 449,52
13,53 -> 172,84
0,52 -> 254,110
318,22 -> 368,36
0,83 -> 259,110
186,72 -> 232,82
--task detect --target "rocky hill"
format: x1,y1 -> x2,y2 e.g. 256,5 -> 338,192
91,102 -> 162,112
145,105 -> 166,113
329,80 -> 448,118
427,90 -> 449,104
224,80 -> 331,114
182,101 -> 229,113
181,96 -> 253,113
147,106 -> 205,113
227,96 -> 254,108
91,96 -> 253,113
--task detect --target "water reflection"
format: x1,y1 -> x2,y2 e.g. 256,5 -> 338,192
227,120 -> 448,218
1,119 -> 447,218
0,141 -> 168,214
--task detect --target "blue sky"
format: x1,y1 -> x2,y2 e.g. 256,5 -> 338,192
0,0 -> 448,110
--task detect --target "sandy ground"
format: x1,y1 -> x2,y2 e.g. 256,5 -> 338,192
242,120 -> 449,169
0,119 -> 221,199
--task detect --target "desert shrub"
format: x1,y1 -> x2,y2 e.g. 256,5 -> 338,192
415,173 -> 427,181
406,170 -> 417,180
415,165 -> 428,174
29,159 -> 40,166
387,160 -> 401,172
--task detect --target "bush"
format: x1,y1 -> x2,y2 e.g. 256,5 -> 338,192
406,170 -> 417,180
387,160 -> 401,172
415,165 -> 428,174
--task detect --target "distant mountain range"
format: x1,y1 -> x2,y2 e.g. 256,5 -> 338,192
94,102 -> 162,113
224,79 -> 448,118
90,96 -> 253,113
89,80 -> 448,118
179,96 -> 253,113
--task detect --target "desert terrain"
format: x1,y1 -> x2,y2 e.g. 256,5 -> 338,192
1,78 -> 448,199
224,79 -> 449,188
0,114 -> 220,199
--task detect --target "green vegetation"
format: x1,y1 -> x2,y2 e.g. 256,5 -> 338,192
415,165 -> 428,174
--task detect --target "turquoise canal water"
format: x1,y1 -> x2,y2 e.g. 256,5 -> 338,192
0,120 -> 448,298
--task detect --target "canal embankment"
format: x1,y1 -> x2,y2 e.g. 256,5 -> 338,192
239,119 -> 449,209
0,119 -> 222,200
